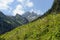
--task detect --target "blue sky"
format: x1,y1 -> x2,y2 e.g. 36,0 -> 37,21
0,0 -> 54,16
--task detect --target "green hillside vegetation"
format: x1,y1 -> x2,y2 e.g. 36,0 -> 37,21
0,0 -> 60,40
0,12 -> 60,40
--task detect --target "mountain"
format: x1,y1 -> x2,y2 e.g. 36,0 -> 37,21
22,11 -> 39,22
0,0 -> 60,40
15,14 -> 29,24
0,12 -> 28,34
0,11 -> 13,34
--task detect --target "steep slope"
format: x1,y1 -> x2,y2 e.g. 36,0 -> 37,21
0,12 -> 13,34
1,12 -> 60,40
15,14 -> 28,24
0,12 -> 28,34
0,0 -> 60,40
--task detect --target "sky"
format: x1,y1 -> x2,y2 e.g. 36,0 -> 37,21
0,0 -> 54,16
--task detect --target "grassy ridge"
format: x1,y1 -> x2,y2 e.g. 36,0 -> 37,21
0,12 -> 60,40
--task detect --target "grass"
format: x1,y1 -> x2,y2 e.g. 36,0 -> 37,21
0,12 -> 60,40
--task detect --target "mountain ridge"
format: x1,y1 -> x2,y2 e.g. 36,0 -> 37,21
0,12 -> 29,34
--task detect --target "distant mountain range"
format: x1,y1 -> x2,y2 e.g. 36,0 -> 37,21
0,11 -> 29,34
22,11 -> 40,22
0,11 -> 40,34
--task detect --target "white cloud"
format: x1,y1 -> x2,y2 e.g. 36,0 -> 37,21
0,0 -> 42,16
0,0 -> 14,10
13,5 -> 25,16
13,0 -> 34,15
17,0 -> 34,7
26,2 -> 33,7
0,3 -> 8,9
16,5 -> 23,9
17,0 -> 25,3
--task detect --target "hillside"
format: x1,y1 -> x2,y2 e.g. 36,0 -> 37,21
0,0 -> 60,40
0,12 -> 28,34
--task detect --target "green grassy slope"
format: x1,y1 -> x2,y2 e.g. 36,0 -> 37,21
0,12 -> 60,40
0,0 -> 60,40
